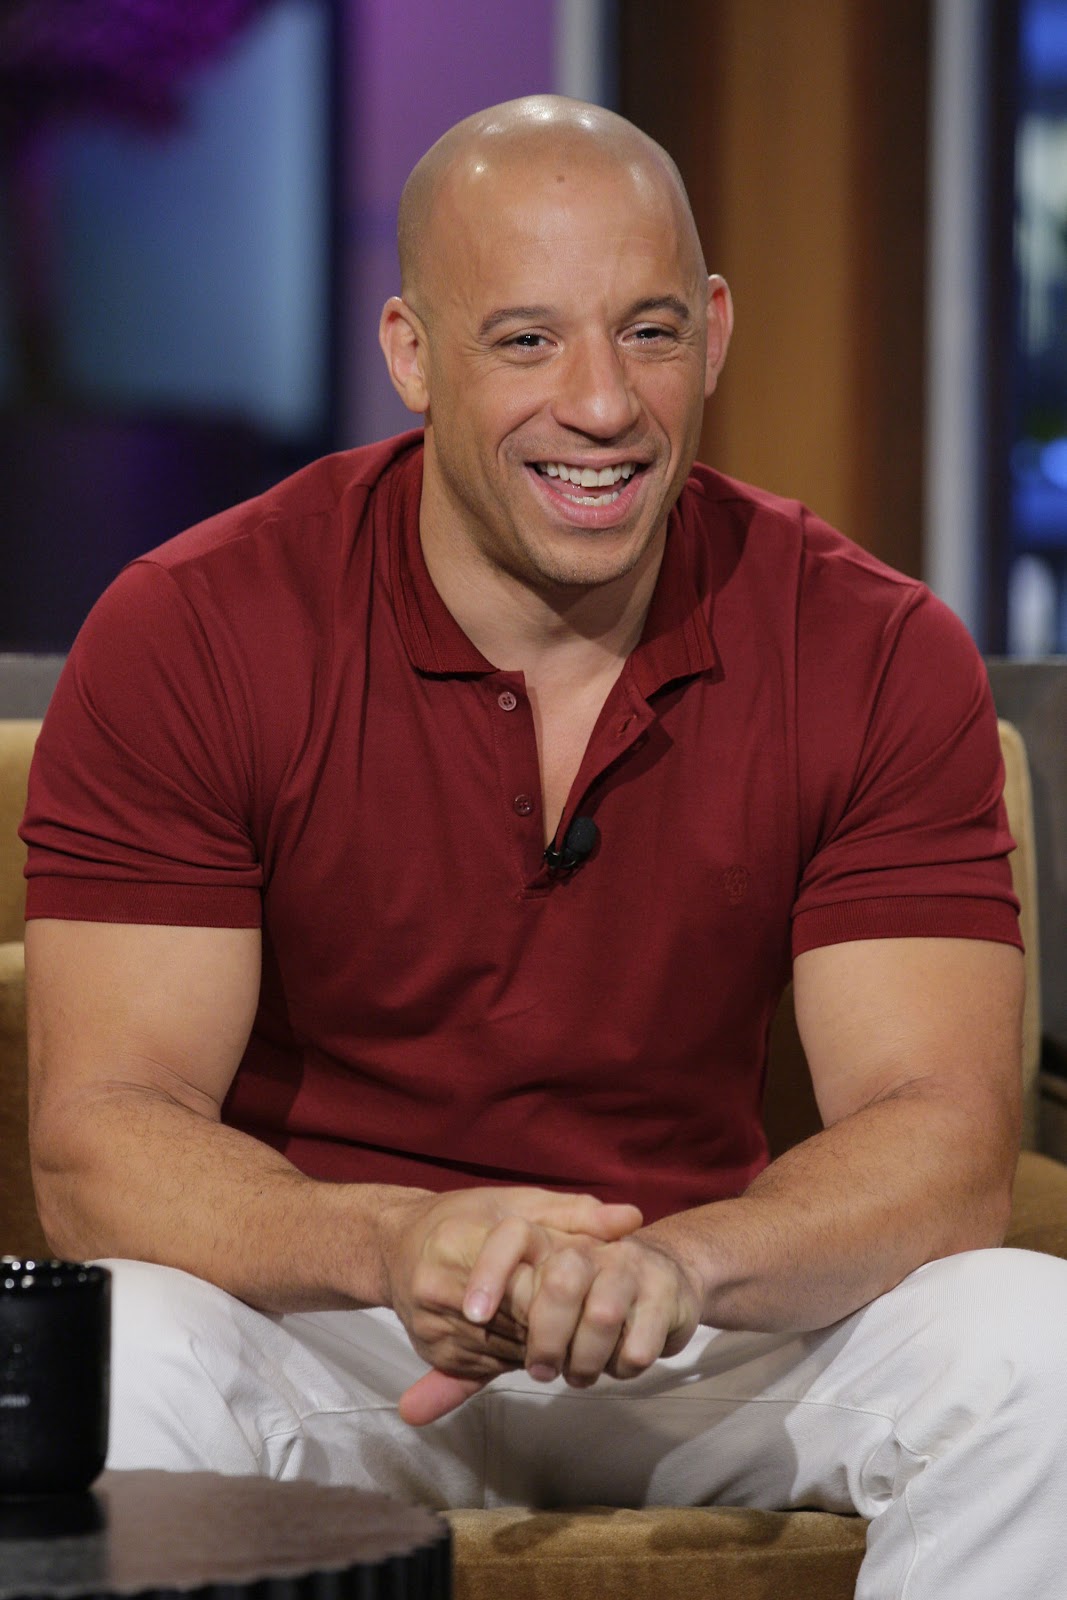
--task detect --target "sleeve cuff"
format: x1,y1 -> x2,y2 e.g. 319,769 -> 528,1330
792,895 -> 1023,958
24,877 -> 262,929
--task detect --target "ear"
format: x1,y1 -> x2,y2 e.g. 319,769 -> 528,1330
379,296 -> 431,414
704,275 -> 734,399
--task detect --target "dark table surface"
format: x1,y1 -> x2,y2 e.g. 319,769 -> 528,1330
0,1470 -> 450,1598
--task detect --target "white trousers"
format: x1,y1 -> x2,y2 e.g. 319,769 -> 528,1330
103,1248 -> 1067,1599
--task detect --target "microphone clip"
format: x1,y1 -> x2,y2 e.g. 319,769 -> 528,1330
544,815 -> 600,873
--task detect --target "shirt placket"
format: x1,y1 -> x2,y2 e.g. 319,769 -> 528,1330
485,669 -> 658,897
483,672 -> 548,890
543,677 -> 657,883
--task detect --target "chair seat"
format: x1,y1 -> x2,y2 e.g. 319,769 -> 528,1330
446,1504 -> 867,1600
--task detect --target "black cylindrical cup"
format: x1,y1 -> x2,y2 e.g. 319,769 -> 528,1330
0,1259 -> 110,1495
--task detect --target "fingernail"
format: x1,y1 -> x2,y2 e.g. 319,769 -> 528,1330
527,1363 -> 557,1383
464,1291 -> 491,1323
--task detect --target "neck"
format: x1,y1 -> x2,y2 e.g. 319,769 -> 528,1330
419,503 -> 664,685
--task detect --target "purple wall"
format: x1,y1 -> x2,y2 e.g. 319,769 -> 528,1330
338,0 -> 555,447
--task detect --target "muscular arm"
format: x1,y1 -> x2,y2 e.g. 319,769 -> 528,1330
26,918 -> 639,1354
640,935 -> 1023,1331
28,918 -> 410,1311
459,936 -> 1023,1404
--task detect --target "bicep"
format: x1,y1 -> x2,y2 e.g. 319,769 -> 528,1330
792,936 -> 1024,1137
26,918 -> 261,1131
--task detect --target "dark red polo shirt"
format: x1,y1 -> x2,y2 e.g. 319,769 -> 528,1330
22,433 -> 1020,1221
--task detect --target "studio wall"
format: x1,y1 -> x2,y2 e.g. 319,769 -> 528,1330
620,0 -> 931,577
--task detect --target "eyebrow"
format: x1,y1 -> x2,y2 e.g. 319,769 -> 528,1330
477,294 -> 695,340
626,295 -> 693,323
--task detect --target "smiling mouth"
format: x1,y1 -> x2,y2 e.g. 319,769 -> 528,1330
533,460 -> 643,507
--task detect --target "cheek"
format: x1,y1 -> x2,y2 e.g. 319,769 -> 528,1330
641,368 -> 707,442
438,373 -> 524,452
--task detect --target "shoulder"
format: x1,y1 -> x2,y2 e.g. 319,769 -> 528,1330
675,462 -> 978,681
137,430 -> 423,588
674,465 -> 1003,873
37,432 -> 425,817
677,462 -> 925,617
71,431 -> 423,686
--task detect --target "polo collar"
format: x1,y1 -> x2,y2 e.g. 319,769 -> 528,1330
389,439 -> 718,696
627,504 -> 719,698
389,443 -> 496,675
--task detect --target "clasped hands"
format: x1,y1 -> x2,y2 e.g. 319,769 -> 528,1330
382,1188 -> 702,1425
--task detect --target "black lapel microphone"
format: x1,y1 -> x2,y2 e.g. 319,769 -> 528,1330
544,815 -> 600,873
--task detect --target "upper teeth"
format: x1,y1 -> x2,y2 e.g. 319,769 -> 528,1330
539,463 -> 637,487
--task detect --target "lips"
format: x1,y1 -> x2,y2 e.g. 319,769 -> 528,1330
526,460 -> 648,526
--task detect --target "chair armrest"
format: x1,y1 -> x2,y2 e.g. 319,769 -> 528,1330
0,939 -> 48,1255
1007,1149 -> 1067,1259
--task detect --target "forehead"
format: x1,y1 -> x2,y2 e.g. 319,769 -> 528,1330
427,146 -> 701,313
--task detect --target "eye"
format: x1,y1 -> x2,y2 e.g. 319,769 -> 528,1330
631,324 -> 675,342
504,333 -> 549,350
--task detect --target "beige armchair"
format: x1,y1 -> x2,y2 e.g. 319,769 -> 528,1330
2,716 -> 1065,1600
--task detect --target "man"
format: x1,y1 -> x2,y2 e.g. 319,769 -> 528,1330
20,96 -> 1067,1595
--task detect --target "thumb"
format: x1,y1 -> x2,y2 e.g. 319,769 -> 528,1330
534,1194 -> 643,1240
398,1369 -> 489,1427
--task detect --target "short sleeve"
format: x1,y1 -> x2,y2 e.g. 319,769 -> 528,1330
791,572 -> 1021,958
21,560 -> 263,927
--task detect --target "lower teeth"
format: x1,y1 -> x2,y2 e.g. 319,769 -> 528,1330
560,489 -> 621,506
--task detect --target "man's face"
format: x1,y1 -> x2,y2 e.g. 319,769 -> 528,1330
400,150 -> 728,596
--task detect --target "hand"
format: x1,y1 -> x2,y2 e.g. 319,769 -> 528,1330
378,1187 -> 643,1424
474,1230 -> 702,1390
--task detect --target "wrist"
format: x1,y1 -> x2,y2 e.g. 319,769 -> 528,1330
635,1219 -> 710,1324
333,1183 -> 434,1309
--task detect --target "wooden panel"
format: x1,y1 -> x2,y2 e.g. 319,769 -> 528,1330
846,0 -> 930,577
699,0 -> 854,530
619,0 -> 931,574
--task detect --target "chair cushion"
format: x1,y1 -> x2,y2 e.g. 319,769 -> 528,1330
446,1505 -> 866,1600
0,720 -> 38,944
0,941 -> 48,1255
1007,1148 -> 1067,1258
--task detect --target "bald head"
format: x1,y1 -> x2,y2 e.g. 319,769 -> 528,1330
397,95 -> 705,311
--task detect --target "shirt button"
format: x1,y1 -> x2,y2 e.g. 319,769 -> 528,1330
513,793 -> 535,816
497,690 -> 518,712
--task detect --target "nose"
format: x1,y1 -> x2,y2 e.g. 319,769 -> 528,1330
551,334 -> 640,439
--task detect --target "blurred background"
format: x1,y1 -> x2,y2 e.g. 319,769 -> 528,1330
1,0 -> 1067,657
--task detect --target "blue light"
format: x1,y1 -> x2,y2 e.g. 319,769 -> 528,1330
1041,438 -> 1067,490
1022,0 -> 1067,87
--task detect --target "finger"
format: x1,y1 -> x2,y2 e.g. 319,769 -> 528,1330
406,1280 -> 527,1356
519,1193 -> 643,1241
497,1260 -> 537,1329
608,1296 -> 674,1379
522,1248 -> 597,1381
463,1215 -> 546,1325
398,1369 -> 488,1427
461,1199 -> 642,1326
562,1268 -> 639,1386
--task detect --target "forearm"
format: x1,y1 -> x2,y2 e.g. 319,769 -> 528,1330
641,1090 -> 1017,1334
32,1083 -> 428,1314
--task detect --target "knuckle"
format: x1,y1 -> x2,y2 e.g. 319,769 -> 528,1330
542,1248 -> 589,1293
410,1261 -> 452,1308
584,1282 -> 632,1330
424,1217 -> 462,1258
